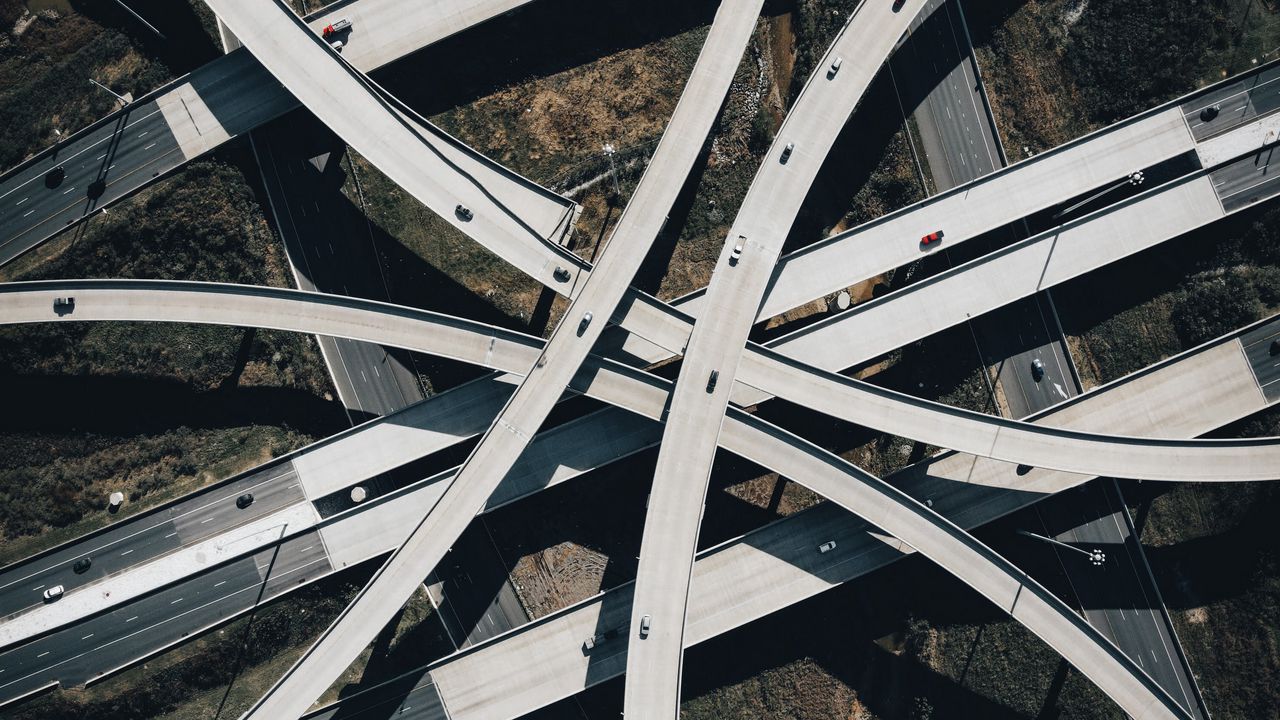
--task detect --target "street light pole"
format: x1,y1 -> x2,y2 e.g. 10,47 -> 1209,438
88,78 -> 129,107
602,142 -> 621,197
1018,529 -> 1106,566
113,0 -> 167,41
1053,170 -> 1145,221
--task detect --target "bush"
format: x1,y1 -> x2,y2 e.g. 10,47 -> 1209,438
1064,0 -> 1234,124
1170,271 -> 1263,347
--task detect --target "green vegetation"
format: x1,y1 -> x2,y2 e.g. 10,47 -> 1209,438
0,4 -> 167,169
969,0 -> 1280,156
0,155 -> 341,558
7,569 -> 368,720
1130,407 -> 1280,718
1056,202 -> 1280,387
680,549 -> 1119,719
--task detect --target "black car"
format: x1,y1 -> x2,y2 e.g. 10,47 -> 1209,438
706,370 -> 719,393
73,557 -> 92,574
455,204 -> 474,221
1200,103 -> 1220,122
44,165 -> 65,189
1030,358 -> 1045,382
236,493 -> 255,509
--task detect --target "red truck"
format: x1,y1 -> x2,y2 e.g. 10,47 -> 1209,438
321,17 -> 352,38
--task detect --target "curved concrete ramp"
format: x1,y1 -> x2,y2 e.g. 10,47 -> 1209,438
3,280 -> 1279,482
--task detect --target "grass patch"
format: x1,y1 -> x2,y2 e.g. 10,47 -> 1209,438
1055,202 -> 1280,388
0,6 -> 168,169
967,0 -> 1280,157
0,153 -> 341,557
1127,407 -> 1280,718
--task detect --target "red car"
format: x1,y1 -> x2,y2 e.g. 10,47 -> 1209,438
920,230 -> 944,246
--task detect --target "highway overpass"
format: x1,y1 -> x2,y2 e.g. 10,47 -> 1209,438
1,281 -> 1277,485
303,313 -> 1276,720
223,0 -> 766,715
0,279 -> 1269,707
0,0 -> 574,269
204,0 -> 586,294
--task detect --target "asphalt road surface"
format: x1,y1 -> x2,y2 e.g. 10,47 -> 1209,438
430,520 -> 528,651
1183,62 -> 1280,142
1211,141 -> 1280,212
1241,315 -> 1280,402
252,113 -> 425,419
977,293 -> 1079,419
304,676 -> 448,720
0,100 -> 182,267
1031,480 -> 1207,719
891,0 -> 999,189
0,529 -> 330,708
0,462 -> 301,622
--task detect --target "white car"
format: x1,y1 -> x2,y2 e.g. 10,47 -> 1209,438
639,614 -> 651,638
818,541 -> 837,554
43,585 -> 65,601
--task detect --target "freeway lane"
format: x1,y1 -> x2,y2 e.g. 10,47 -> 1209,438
0,101 -> 181,266
1242,319 -> 1280,401
0,0 -> 567,272
235,0 -> 765,715
1182,62 -> 1280,142
1212,141 -> 1280,212
895,0 -> 999,188
0,529 -> 330,708
0,462 -> 301,627
252,114 -> 426,418
625,1 -> 923,714
1033,480 -> 1207,719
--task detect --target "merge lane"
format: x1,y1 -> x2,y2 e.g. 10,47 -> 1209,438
0,530 -> 331,708
0,461 -> 301,623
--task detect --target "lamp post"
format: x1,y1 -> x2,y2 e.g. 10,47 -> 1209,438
1018,529 -> 1106,567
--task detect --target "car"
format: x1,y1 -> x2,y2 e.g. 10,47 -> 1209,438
329,39 -> 344,52
729,242 -> 743,265
1031,358 -> 1045,382
892,0 -> 907,11
53,296 -> 75,315
780,142 -> 795,164
455,204 -> 473,221
706,370 -> 719,393
42,585 -> 64,602
579,311 -> 593,333
920,230 -> 944,246
1270,338 -> 1279,356
73,557 -> 92,574
1200,103 -> 1220,122
44,165 -> 65,189
817,541 -> 837,554
553,266 -> 571,282
639,614 -> 651,638
236,493 -> 255,509
828,57 -> 843,78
